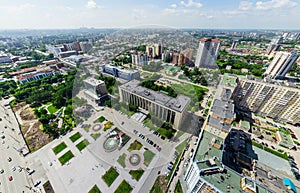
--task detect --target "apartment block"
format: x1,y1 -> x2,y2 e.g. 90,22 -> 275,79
232,76 -> 300,125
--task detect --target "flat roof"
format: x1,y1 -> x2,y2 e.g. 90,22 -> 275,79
221,73 -> 238,88
210,99 -> 235,120
241,120 -> 251,130
84,77 -> 105,87
119,79 -> 190,112
207,115 -> 231,132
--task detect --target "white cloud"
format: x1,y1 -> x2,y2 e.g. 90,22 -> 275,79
162,8 -> 177,15
170,4 -> 177,9
86,0 -> 100,9
256,0 -> 298,10
239,1 -> 253,10
180,0 -> 202,8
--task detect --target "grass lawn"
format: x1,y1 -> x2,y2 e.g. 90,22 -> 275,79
69,132 -> 82,142
129,169 -> 144,181
175,138 -> 189,154
48,105 -> 59,114
150,176 -> 165,193
76,139 -> 90,151
174,180 -> 184,193
128,140 -> 143,151
58,150 -> 74,165
143,150 -> 155,166
88,185 -> 102,193
91,133 -> 101,140
84,124 -> 91,132
104,121 -> 114,131
117,153 -> 126,168
102,167 -> 119,187
94,116 -> 106,123
52,142 -> 67,155
114,180 -> 133,193
174,130 -> 184,139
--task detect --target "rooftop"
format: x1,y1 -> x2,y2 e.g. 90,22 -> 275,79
220,73 -> 238,88
84,77 -> 105,87
210,99 -> 235,120
119,79 -> 190,112
207,115 -> 231,132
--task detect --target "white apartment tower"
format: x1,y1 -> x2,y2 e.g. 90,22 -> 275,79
195,38 -> 221,69
264,50 -> 299,79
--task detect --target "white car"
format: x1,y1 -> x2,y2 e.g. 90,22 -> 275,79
0,169 -> 4,174
11,167 -> 16,172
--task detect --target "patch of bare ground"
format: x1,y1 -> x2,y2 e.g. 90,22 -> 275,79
13,102 -> 52,152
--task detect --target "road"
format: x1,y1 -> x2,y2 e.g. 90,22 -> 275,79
0,98 -> 33,193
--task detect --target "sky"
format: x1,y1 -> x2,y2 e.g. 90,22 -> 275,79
0,0 -> 300,29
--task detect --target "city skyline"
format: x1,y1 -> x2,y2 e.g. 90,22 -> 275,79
0,0 -> 300,30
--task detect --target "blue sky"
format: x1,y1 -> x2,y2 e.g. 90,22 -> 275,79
0,0 -> 300,29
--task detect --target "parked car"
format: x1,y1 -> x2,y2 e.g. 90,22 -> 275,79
0,169 -> 4,174
34,180 -> 41,187
8,176 -> 13,181
8,157 -> 12,162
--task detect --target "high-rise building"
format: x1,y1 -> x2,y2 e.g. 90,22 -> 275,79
264,50 -> 299,79
80,42 -> 93,53
172,53 -> 179,65
195,38 -> 221,69
119,80 -> 190,130
131,53 -> 148,66
146,43 -> 163,59
231,40 -> 239,50
83,77 -> 108,104
231,75 -> 300,125
266,36 -> 283,55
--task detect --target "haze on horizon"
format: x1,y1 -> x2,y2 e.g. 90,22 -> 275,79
0,0 -> 300,30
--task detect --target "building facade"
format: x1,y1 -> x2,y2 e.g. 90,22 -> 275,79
118,80 -> 190,130
264,50 -> 299,79
232,76 -> 300,125
131,53 -> 148,66
195,38 -> 221,69
83,77 -> 108,104
102,64 -> 140,81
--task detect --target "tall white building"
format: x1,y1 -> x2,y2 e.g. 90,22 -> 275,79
195,38 -> 221,69
131,53 -> 148,66
264,50 -> 299,79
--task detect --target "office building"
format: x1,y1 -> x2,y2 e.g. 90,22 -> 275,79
102,64 -> 140,81
266,36 -> 283,55
172,53 -> 179,65
264,50 -> 299,79
83,77 -> 108,104
195,38 -> 221,69
231,75 -> 300,125
119,80 -> 190,130
131,53 -> 148,66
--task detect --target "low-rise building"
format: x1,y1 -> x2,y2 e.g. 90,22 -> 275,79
102,64 -> 140,81
118,79 -> 190,130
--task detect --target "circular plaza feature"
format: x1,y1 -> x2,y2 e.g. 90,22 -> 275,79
92,124 -> 103,131
129,154 -> 141,166
125,150 -> 144,170
103,137 -> 119,152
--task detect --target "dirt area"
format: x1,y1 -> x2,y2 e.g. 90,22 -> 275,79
13,102 -> 52,152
